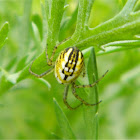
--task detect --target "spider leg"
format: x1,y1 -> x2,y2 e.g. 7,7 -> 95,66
47,37 -> 71,66
72,83 -> 102,106
63,85 -> 83,110
74,70 -> 109,88
82,64 -> 86,77
29,60 -> 54,78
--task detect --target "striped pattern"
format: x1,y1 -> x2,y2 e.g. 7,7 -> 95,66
55,47 -> 84,84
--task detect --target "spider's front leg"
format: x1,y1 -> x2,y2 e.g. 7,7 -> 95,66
72,83 -> 102,106
29,60 -> 54,78
63,85 -> 83,110
46,37 -> 71,66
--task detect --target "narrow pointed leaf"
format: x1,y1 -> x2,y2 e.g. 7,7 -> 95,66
83,47 -> 99,139
45,0 -> 66,58
0,22 -> 9,50
53,98 -> 76,139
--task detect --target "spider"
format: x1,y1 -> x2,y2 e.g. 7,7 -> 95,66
29,39 -> 108,110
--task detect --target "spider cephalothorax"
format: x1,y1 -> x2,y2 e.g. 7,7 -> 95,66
55,47 -> 84,84
29,39 -> 108,110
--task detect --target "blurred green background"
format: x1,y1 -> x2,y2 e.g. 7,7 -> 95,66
0,0 -> 140,139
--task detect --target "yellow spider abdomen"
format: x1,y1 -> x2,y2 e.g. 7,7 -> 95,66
55,47 -> 84,84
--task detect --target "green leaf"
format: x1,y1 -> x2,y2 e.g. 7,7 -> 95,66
97,40 -> 140,55
5,56 -> 17,71
45,0 -> 66,58
73,0 -> 95,39
82,47 -> 99,139
120,0 -> 137,14
53,98 -> 76,139
34,78 -> 51,89
134,0 -> 140,11
0,68 -> 19,94
32,14 -> 43,40
41,2 -> 47,49
0,22 -> 9,50
17,51 -> 50,82
15,55 -> 28,72
75,0 -> 140,49
59,6 -> 78,41
19,0 -> 32,57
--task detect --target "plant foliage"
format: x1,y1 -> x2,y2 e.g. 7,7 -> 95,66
0,0 -> 140,139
